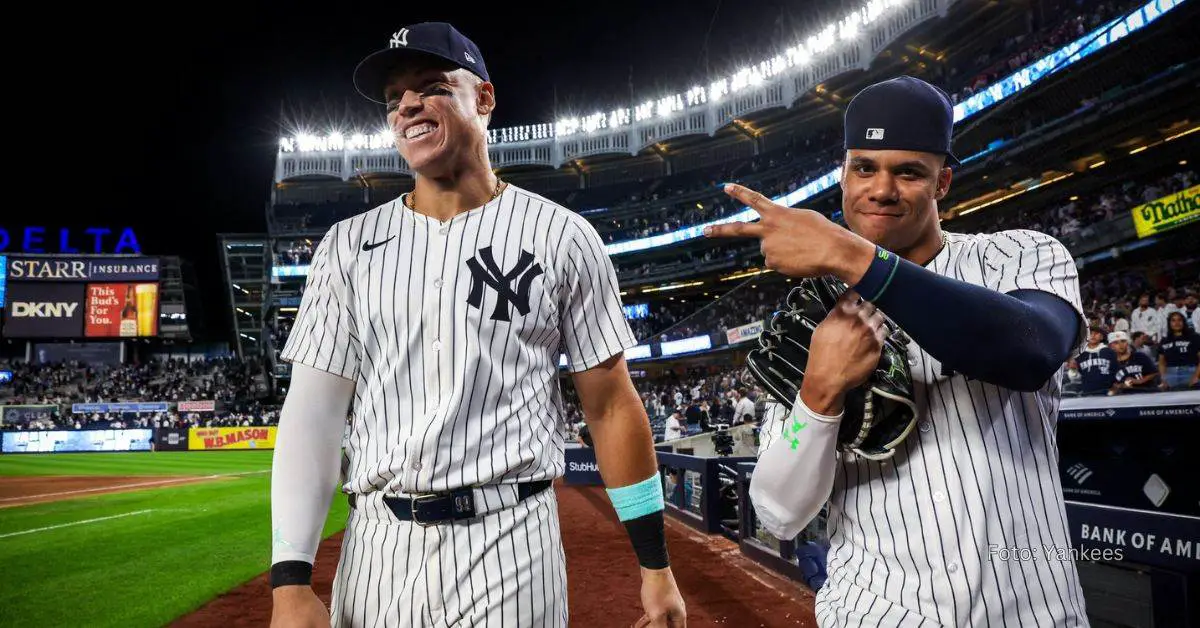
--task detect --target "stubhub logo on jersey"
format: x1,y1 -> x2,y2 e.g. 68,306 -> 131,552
563,448 -> 603,486
2,283 -> 86,338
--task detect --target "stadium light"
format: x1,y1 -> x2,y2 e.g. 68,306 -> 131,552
278,0 -> 922,150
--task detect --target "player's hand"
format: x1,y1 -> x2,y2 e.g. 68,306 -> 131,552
271,585 -> 330,628
799,290 -> 887,416
703,183 -> 874,282
634,566 -> 686,628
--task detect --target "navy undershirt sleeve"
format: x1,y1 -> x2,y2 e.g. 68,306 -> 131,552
862,256 -> 1081,392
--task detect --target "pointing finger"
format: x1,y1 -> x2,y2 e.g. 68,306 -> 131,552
703,221 -> 765,239
723,183 -> 781,217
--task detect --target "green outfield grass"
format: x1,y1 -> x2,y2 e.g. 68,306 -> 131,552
0,451 -> 348,627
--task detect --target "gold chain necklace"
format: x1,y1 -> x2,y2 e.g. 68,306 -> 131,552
407,178 -> 504,214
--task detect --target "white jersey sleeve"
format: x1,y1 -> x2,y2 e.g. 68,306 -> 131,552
280,226 -> 362,380
557,219 -> 638,372
982,229 -> 1087,352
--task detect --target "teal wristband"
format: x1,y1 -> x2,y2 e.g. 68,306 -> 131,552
606,475 -> 665,522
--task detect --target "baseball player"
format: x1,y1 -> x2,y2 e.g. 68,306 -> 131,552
268,22 -> 686,628
707,76 -> 1090,626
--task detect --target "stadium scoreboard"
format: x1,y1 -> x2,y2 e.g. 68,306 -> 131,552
0,255 -> 160,339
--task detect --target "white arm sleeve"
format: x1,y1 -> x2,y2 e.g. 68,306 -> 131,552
749,394 -> 842,540
270,362 -> 355,565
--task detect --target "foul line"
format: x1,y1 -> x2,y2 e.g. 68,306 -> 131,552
0,469 -> 271,503
0,509 -> 156,539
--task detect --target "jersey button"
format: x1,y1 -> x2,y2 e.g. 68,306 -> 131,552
438,226 -> 448,235
918,421 -> 932,433
432,340 -> 442,351
947,562 -> 959,574
411,460 -> 422,471
433,278 -> 443,289
933,491 -> 946,503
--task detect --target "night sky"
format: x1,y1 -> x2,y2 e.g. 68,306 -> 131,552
12,0 -> 844,341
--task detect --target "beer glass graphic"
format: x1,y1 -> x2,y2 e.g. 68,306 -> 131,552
135,283 -> 158,336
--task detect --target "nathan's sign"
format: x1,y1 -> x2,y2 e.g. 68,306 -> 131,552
1131,184 -> 1199,238
189,427 -> 276,450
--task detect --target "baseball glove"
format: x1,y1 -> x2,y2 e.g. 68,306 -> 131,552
745,276 -> 918,461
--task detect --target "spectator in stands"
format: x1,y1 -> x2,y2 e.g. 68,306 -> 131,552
1157,312 -> 1200,391
663,409 -> 684,442
1130,332 -> 1156,361
733,388 -> 756,426
1130,294 -> 1160,344
1108,331 -> 1159,395
1067,328 -> 1118,396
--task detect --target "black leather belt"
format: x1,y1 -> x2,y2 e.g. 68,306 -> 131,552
348,480 -> 552,526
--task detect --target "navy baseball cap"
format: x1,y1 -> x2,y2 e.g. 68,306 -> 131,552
843,75 -> 960,167
353,22 -> 490,104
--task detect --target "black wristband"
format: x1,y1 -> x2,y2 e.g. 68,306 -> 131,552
270,560 -> 313,588
622,510 -> 670,569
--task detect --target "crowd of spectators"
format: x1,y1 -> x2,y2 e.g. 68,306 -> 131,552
563,366 -> 768,444
972,169 -> 1196,243
0,357 -> 273,431
266,0 -> 1130,244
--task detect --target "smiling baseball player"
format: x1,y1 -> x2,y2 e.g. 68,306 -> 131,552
706,76 -> 1090,626
268,22 -> 685,628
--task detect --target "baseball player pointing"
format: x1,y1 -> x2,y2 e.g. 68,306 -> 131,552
269,22 -> 685,627
707,76 -> 1090,626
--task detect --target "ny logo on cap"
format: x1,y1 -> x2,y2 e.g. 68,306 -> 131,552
866,128 -> 885,140
464,51 -> 476,63
390,28 -> 410,48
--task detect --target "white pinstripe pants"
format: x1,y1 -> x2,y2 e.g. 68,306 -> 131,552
330,487 -> 568,628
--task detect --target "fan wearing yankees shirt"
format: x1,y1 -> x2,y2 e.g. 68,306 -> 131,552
1157,312 -> 1200,390
706,76 -> 1089,626
1069,328 -> 1118,396
267,22 -> 685,628
1107,331 -> 1158,394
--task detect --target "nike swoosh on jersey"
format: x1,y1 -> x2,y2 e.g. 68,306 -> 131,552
361,237 -> 394,252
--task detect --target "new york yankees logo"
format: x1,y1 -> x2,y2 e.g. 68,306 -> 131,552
466,246 -> 544,322
390,28 -> 410,48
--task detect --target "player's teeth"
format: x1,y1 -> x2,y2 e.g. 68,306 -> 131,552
406,123 -> 435,139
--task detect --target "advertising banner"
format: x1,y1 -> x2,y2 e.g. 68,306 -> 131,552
0,254 -> 6,308
1,429 -> 153,453
1064,501 -> 1199,572
33,342 -> 122,365
154,427 -> 190,451
5,256 -> 159,282
177,400 -> 216,413
726,320 -> 764,345
1131,184 -> 1199,238
2,282 -> 85,338
188,426 -> 276,450
71,402 -> 169,414
563,447 -> 603,485
84,282 -> 159,337
1,404 -> 58,426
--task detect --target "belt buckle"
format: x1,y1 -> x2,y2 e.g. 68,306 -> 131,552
410,493 -> 445,527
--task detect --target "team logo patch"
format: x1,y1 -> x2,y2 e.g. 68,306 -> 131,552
464,51 -> 476,64
465,246 -> 544,322
390,28 -> 409,48
866,128 -> 885,140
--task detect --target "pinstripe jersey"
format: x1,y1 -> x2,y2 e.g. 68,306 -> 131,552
763,229 -> 1090,627
281,183 -> 637,498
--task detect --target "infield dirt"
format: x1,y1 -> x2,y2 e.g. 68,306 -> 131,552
171,480 -> 818,627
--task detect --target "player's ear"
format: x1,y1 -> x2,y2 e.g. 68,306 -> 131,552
934,165 -> 952,200
476,81 -> 496,117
